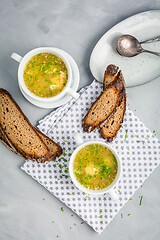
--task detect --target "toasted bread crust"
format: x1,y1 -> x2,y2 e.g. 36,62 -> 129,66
0,88 -> 50,161
0,125 -> 23,155
0,125 -> 62,162
0,127 -> 28,159
82,64 -> 126,141
100,95 -> 126,141
35,128 -> 63,162
0,138 -> 18,153
82,72 -> 124,132
103,64 -> 119,89
0,127 -> 17,153
0,128 -> 18,154
101,65 -> 126,142
100,88 -> 125,127
0,124 -> 41,160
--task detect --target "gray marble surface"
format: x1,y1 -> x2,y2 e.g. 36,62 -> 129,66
0,1 -> 160,239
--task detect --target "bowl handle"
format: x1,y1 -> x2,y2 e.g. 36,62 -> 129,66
108,189 -> 119,201
66,87 -> 79,100
11,53 -> 22,63
73,132 -> 84,146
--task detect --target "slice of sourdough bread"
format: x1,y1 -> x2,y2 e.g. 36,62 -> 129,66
82,71 -> 124,133
0,127 -> 63,162
0,128 -> 18,154
100,96 -> 126,141
0,88 -> 50,161
100,65 -> 126,141
0,126 -> 30,159
35,128 -> 62,163
103,64 -> 119,89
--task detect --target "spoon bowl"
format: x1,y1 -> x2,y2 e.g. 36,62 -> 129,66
117,34 -> 160,57
117,35 -> 143,57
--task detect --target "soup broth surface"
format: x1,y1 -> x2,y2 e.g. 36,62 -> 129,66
23,53 -> 68,98
73,144 -> 118,190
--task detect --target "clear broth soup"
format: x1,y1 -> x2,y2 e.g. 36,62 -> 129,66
73,144 -> 118,190
23,53 -> 68,98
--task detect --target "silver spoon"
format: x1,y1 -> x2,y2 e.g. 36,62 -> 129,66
117,34 -> 160,57
140,36 -> 160,44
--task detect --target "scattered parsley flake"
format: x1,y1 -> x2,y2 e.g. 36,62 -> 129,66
139,196 -> 143,206
98,215 -> 102,218
121,213 -> 123,218
61,207 -> 64,211
59,157 -> 68,162
57,236 -> 58,238
118,190 -> 120,193
128,213 -> 131,216
129,198 -> 132,200
100,210 -> 103,214
64,140 -> 69,143
62,174 -> 70,178
67,192 -> 71,195
127,148 -> 129,151
71,214 -> 74,217
81,222 -> 84,224
124,129 -> 128,142
136,140 -> 142,143
145,138 -> 149,140
141,185 -> 143,187
100,221 -> 103,224
153,130 -> 156,136
65,168 -> 69,173
46,162 -> 48,164
85,196 -> 90,201
43,198 -> 45,200
74,223 -> 76,226
59,164 -> 64,170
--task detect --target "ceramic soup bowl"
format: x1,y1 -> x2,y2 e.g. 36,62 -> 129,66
11,47 -> 79,103
69,133 -> 122,201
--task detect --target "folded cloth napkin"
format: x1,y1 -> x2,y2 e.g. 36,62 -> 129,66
21,80 -> 160,234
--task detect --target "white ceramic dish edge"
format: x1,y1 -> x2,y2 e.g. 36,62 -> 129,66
90,10 -> 160,87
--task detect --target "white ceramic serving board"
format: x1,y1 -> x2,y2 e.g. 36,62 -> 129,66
90,10 -> 160,87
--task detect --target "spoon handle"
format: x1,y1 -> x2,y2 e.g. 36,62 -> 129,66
140,36 -> 160,44
142,49 -> 160,57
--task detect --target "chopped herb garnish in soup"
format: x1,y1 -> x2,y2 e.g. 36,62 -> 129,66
23,53 -> 68,98
73,144 -> 118,190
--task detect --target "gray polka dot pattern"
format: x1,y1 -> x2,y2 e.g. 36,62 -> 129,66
21,80 -> 160,234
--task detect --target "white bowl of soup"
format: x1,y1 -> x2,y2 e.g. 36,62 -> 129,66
69,133 -> 122,201
11,47 -> 79,102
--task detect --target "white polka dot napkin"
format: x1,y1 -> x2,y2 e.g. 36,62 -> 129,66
21,80 -> 160,234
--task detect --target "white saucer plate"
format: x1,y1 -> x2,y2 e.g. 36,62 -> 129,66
90,10 -> 160,87
20,49 -> 80,108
